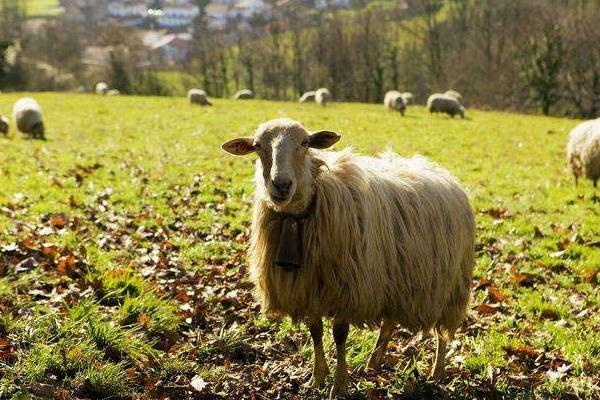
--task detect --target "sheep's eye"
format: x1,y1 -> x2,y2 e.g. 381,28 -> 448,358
301,139 -> 309,147
254,143 -> 261,150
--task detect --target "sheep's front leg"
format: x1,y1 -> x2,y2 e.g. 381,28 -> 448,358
431,330 -> 451,380
308,317 -> 329,388
329,320 -> 349,399
366,320 -> 395,371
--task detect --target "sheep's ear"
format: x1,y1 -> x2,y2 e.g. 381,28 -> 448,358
308,130 -> 341,149
221,137 -> 255,156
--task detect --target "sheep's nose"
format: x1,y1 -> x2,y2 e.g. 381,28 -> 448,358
272,177 -> 292,195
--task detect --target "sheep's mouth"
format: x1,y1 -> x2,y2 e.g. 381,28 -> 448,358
270,194 -> 290,203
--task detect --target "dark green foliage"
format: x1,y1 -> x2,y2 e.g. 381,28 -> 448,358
521,25 -> 564,115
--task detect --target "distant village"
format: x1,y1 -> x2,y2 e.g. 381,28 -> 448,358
59,0 -> 352,67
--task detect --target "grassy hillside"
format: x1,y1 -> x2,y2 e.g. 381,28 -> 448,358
24,0 -> 63,18
0,93 -> 598,399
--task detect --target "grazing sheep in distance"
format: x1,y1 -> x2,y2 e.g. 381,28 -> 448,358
106,89 -> 120,96
13,98 -> 45,139
566,118 -> 600,187
95,82 -> 109,95
384,90 -> 407,115
444,89 -> 463,104
221,118 -> 475,398
315,88 -> 330,106
428,93 -> 465,118
299,91 -> 316,103
0,115 -> 9,135
187,89 -> 212,106
400,91 -> 414,104
233,89 -> 255,99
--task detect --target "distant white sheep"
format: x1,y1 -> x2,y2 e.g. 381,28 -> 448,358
106,89 -> 120,96
427,93 -> 465,118
187,89 -> 212,106
444,90 -> 463,104
299,91 -> 316,103
384,90 -> 407,115
566,118 -> 600,187
315,88 -> 330,106
0,115 -> 9,135
12,98 -> 45,139
400,92 -> 414,104
234,89 -> 255,100
95,82 -> 109,95
221,118 -> 475,398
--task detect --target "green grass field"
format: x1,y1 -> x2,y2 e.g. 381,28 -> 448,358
24,0 -> 63,18
0,93 -> 599,399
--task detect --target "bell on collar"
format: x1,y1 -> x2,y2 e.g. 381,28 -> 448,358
275,217 -> 303,271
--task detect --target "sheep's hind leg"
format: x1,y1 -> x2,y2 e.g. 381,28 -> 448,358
329,319 -> 349,399
430,329 -> 452,380
307,317 -> 329,388
366,320 -> 396,371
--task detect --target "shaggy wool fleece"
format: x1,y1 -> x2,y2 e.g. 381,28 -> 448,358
250,148 -> 475,334
567,118 -> 600,185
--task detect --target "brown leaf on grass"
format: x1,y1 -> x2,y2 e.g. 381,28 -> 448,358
138,313 -> 151,328
541,308 -> 558,320
176,291 -> 190,303
474,277 -> 492,291
56,255 -> 76,276
475,303 -> 502,315
510,266 -> 539,287
557,237 -> 571,251
41,243 -> 58,257
0,338 -> 15,361
488,286 -> 508,303
503,344 -> 540,360
480,207 -> 512,219
49,214 -> 68,229
583,268 -> 599,285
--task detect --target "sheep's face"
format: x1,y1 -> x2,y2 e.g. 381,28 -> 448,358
222,119 -> 340,208
32,122 -> 45,139
0,118 -> 8,134
394,97 -> 406,110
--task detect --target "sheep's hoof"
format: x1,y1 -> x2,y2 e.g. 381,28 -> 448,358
328,373 -> 349,399
366,354 -> 383,372
430,367 -> 445,381
308,372 -> 326,388
308,362 -> 329,388
329,384 -> 349,399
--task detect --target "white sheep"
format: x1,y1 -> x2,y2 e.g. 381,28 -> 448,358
106,89 -> 120,96
400,91 -> 414,104
187,89 -> 212,106
315,88 -> 330,106
444,89 -> 463,104
0,115 -> 9,135
12,98 -> 45,139
384,90 -> 407,115
427,93 -> 465,118
566,118 -> 600,187
95,82 -> 109,95
233,89 -> 255,100
222,118 -> 475,398
299,91 -> 316,103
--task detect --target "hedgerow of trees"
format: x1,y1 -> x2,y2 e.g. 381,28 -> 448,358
2,0 -> 600,117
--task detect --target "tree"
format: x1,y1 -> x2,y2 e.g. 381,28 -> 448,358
109,49 -> 133,94
521,24 -> 563,115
